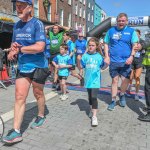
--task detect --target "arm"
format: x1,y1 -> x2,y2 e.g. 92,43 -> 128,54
104,43 -> 110,64
57,24 -> 71,31
45,25 -> 54,30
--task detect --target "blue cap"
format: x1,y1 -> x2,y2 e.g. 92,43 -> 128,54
16,0 -> 33,5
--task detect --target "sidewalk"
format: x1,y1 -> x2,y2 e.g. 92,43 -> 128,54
0,70 -> 149,150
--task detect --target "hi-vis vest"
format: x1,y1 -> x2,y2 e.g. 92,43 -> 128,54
143,47 -> 150,66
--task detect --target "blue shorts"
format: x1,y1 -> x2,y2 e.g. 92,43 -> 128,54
109,62 -> 131,79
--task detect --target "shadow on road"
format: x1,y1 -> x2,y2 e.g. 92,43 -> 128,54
70,99 -> 90,117
21,104 -> 49,134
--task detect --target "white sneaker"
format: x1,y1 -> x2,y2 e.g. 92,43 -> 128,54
59,94 -> 63,99
91,116 -> 98,127
135,94 -> 139,101
61,94 -> 68,101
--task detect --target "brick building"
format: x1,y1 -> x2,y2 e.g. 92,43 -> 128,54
57,0 -> 73,28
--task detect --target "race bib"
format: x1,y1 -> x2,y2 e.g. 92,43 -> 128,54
134,52 -> 141,58
51,39 -> 58,45
77,49 -> 82,54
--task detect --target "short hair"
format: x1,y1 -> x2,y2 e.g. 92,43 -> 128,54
60,43 -> 68,50
64,31 -> 71,37
117,13 -> 128,21
135,29 -> 141,35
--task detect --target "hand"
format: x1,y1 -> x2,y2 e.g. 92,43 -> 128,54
7,51 -> 18,61
11,42 -> 22,53
125,56 -> 133,65
104,57 -> 110,65
59,65 -> 66,69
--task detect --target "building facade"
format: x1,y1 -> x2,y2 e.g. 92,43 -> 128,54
72,0 -> 86,35
57,0 -> 72,28
101,9 -> 107,22
94,3 -> 101,27
86,0 -> 95,33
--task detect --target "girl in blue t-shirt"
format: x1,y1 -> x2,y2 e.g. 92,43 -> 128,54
80,37 -> 108,127
52,44 -> 72,101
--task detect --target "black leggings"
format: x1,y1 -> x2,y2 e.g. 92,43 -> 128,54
87,88 -> 99,109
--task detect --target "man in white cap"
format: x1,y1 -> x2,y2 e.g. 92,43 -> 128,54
3,0 -> 49,144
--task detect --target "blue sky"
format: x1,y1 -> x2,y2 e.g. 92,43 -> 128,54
95,0 -> 150,17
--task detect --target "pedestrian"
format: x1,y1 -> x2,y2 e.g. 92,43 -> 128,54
3,0 -> 49,144
104,13 -> 139,111
128,29 -> 145,101
75,32 -> 87,77
63,32 -> 84,85
45,24 -> 70,90
80,37 -> 108,127
52,44 -> 72,101
138,40 -> 150,122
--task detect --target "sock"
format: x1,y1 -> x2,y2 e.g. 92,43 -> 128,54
15,129 -> 20,133
120,92 -> 124,96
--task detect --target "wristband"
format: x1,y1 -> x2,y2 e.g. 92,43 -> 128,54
19,46 -> 23,53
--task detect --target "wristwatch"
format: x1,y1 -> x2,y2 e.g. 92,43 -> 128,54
19,46 -> 23,53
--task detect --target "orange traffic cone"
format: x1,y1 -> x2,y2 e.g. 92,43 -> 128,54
0,65 -> 9,80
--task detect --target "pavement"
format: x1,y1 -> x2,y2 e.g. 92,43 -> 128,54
0,69 -> 149,150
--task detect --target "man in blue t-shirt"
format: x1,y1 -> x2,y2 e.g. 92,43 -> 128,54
104,13 -> 139,111
3,0 -> 49,144
75,32 -> 87,76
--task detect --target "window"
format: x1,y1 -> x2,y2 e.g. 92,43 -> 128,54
88,3 -> 90,8
88,27 -> 90,32
82,24 -> 85,35
75,4 -> 78,15
79,7 -> 82,17
92,5 -> 94,10
12,2 -> 16,14
34,0 -> 39,18
83,9 -> 85,18
60,9 -> 64,26
88,13 -> 90,21
80,0 -> 82,3
68,0 -> 71,5
83,0 -> 85,5
68,13 -> 71,27
47,5 -> 51,21
75,22 -> 78,30
91,15 -> 93,23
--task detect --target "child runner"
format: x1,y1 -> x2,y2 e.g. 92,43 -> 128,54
52,44 -> 72,100
63,32 -> 84,86
80,37 -> 108,127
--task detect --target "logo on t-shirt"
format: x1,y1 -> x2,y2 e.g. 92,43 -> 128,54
26,27 -> 31,32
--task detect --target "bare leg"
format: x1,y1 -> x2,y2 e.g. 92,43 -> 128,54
111,75 -> 119,100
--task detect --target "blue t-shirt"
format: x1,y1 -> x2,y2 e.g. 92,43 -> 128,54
53,54 -> 72,77
12,17 -> 48,73
66,40 -> 76,65
81,52 -> 104,88
75,39 -> 87,54
44,38 -> 51,58
104,26 -> 138,63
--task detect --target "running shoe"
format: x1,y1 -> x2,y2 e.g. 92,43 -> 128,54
107,101 -> 116,111
119,94 -> 126,107
61,94 -> 68,101
91,116 -> 98,127
135,94 -> 139,101
2,129 -> 23,144
30,116 -> 46,129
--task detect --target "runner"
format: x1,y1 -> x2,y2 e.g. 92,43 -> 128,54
52,44 -> 72,101
45,24 -> 70,90
2,0 -> 49,144
104,13 -> 139,111
128,29 -> 145,101
80,37 -> 108,127
75,32 -> 87,76
63,32 -> 84,85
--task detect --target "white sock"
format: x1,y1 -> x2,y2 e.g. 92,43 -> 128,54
15,129 -> 20,133
120,92 -> 124,96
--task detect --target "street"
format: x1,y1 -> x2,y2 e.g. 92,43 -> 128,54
0,69 -> 149,150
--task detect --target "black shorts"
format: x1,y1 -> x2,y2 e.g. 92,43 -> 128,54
69,65 -> 76,71
131,58 -> 143,70
16,68 -> 50,84
58,76 -> 68,80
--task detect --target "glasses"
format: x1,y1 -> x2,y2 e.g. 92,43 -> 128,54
117,20 -> 126,22
89,45 -> 96,47
79,36 -> 83,37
